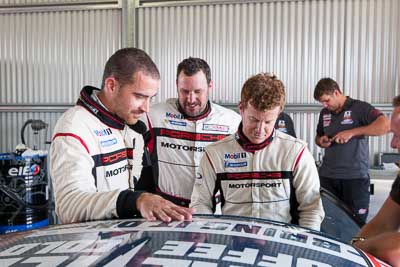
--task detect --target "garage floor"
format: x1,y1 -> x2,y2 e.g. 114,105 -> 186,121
368,168 -> 398,222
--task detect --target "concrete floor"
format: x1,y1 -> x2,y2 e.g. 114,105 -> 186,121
368,169 -> 398,222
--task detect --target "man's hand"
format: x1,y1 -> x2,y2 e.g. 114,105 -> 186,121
136,193 -> 194,222
317,135 -> 332,148
353,233 -> 400,266
333,130 -> 355,144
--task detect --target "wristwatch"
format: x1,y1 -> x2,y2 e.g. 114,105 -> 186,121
350,237 -> 366,245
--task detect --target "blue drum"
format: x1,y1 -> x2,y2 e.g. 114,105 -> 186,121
0,152 -> 48,234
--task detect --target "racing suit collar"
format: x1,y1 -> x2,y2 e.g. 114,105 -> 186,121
177,100 -> 211,121
235,122 -> 274,153
76,86 -> 126,130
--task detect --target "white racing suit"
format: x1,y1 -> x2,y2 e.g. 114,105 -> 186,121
190,125 -> 325,231
50,86 -> 145,223
140,98 -> 241,206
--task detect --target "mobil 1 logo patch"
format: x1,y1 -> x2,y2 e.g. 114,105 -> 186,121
224,152 -> 247,168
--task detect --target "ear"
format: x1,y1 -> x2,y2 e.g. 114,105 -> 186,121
333,89 -> 340,97
104,77 -> 118,93
208,80 -> 214,92
238,101 -> 244,116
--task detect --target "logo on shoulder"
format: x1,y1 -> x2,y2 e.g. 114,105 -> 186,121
101,138 -> 117,147
341,110 -> 354,125
93,128 -> 113,137
203,124 -> 229,132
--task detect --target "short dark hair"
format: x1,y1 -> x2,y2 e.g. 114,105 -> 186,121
393,95 -> 400,107
101,48 -> 160,89
241,73 -> 285,111
313,78 -> 342,100
176,57 -> 211,84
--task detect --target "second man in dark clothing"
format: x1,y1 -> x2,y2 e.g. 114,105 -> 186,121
314,78 -> 389,223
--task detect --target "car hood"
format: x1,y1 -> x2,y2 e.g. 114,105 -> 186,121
0,215 -> 389,266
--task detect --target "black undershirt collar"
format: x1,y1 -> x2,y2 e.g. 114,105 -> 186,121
177,100 -> 211,121
235,122 -> 274,153
77,86 -> 147,133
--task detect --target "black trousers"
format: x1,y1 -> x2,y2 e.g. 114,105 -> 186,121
320,176 -> 370,224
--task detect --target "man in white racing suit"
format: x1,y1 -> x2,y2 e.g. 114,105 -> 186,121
190,73 -> 324,231
50,48 -> 193,223
138,57 -> 241,207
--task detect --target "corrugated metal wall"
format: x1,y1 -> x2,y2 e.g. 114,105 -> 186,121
0,0 -> 115,6
136,0 -> 399,163
0,2 -> 121,151
0,9 -> 121,104
344,0 -> 400,102
137,0 -> 346,104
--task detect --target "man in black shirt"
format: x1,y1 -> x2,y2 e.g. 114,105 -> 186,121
275,112 -> 296,138
314,78 -> 389,223
353,95 -> 400,265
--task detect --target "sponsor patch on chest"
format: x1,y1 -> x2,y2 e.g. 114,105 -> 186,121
341,110 -> 354,125
166,112 -> 185,119
228,182 -> 282,189
203,124 -> 229,132
224,161 -> 248,168
164,119 -> 187,126
224,152 -> 247,159
323,114 -> 331,127
93,128 -> 112,137
164,112 -> 187,126
224,152 -> 248,167
100,138 -> 117,147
